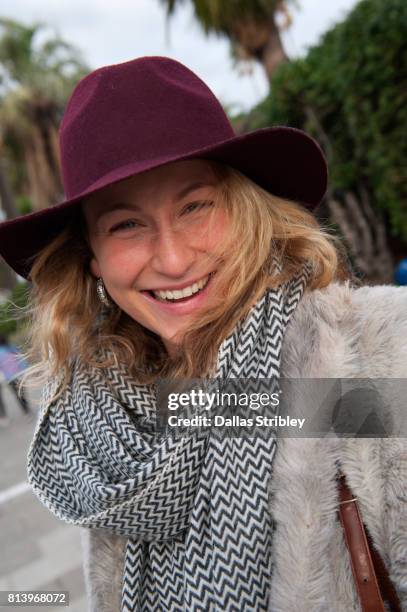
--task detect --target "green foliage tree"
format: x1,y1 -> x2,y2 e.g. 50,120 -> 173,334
0,18 -> 89,211
235,0 -> 407,283
266,0 -> 406,238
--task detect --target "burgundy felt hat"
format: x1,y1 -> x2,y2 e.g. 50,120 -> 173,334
0,55 -> 328,280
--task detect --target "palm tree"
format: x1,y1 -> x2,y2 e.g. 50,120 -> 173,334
0,18 -> 89,211
160,0 -> 295,80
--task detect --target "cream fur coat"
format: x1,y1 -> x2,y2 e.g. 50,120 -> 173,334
78,281 -> 407,611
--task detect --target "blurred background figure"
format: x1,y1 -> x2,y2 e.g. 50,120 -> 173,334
0,333 -> 31,425
0,369 -> 9,427
395,258 -> 407,286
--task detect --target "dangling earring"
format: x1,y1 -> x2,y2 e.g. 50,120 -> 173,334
96,277 -> 111,307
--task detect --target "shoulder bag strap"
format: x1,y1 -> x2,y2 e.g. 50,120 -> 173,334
337,470 -> 402,612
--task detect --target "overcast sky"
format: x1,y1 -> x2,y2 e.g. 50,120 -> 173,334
1,0 -> 359,111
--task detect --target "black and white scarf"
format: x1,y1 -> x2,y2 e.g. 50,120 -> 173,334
27,264 -> 310,611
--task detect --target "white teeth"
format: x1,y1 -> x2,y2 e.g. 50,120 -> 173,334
153,274 -> 210,301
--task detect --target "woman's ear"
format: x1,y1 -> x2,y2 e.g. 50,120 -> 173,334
90,257 -> 101,278
79,205 -> 100,278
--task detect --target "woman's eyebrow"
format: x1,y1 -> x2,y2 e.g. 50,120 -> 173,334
174,181 -> 212,201
95,202 -> 141,221
95,181 -> 213,221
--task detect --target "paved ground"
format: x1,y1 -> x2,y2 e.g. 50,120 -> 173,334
0,382 -> 87,611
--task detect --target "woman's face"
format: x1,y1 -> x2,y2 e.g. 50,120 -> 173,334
82,159 -> 229,354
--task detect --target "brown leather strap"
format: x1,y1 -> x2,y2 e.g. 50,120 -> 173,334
365,526 -> 403,612
337,471 -> 386,612
337,471 -> 403,612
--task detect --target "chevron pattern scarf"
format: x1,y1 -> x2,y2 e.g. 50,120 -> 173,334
27,264 -> 310,611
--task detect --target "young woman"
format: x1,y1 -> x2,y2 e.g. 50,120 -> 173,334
0,56 -> 405,612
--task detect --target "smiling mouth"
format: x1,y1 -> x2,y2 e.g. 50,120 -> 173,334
142,272 -> 216,303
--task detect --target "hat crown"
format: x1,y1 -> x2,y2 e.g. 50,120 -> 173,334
59,56 -> 235,198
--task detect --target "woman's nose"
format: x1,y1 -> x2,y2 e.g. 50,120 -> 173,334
150,227 -> 196,275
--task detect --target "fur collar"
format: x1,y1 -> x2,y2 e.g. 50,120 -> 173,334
269,281 -> 407,611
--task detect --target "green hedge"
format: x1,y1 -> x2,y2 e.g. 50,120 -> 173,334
242,0 -> 407,243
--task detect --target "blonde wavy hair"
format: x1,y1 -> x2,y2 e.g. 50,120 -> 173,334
13,160 -> 354,400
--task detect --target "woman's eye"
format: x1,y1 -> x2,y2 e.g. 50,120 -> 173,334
183,200 -> 214,214
110,219 -> 141,232
108,201 -> 213,232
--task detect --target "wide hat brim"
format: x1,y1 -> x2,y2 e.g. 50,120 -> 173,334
0,126 -> 327,280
